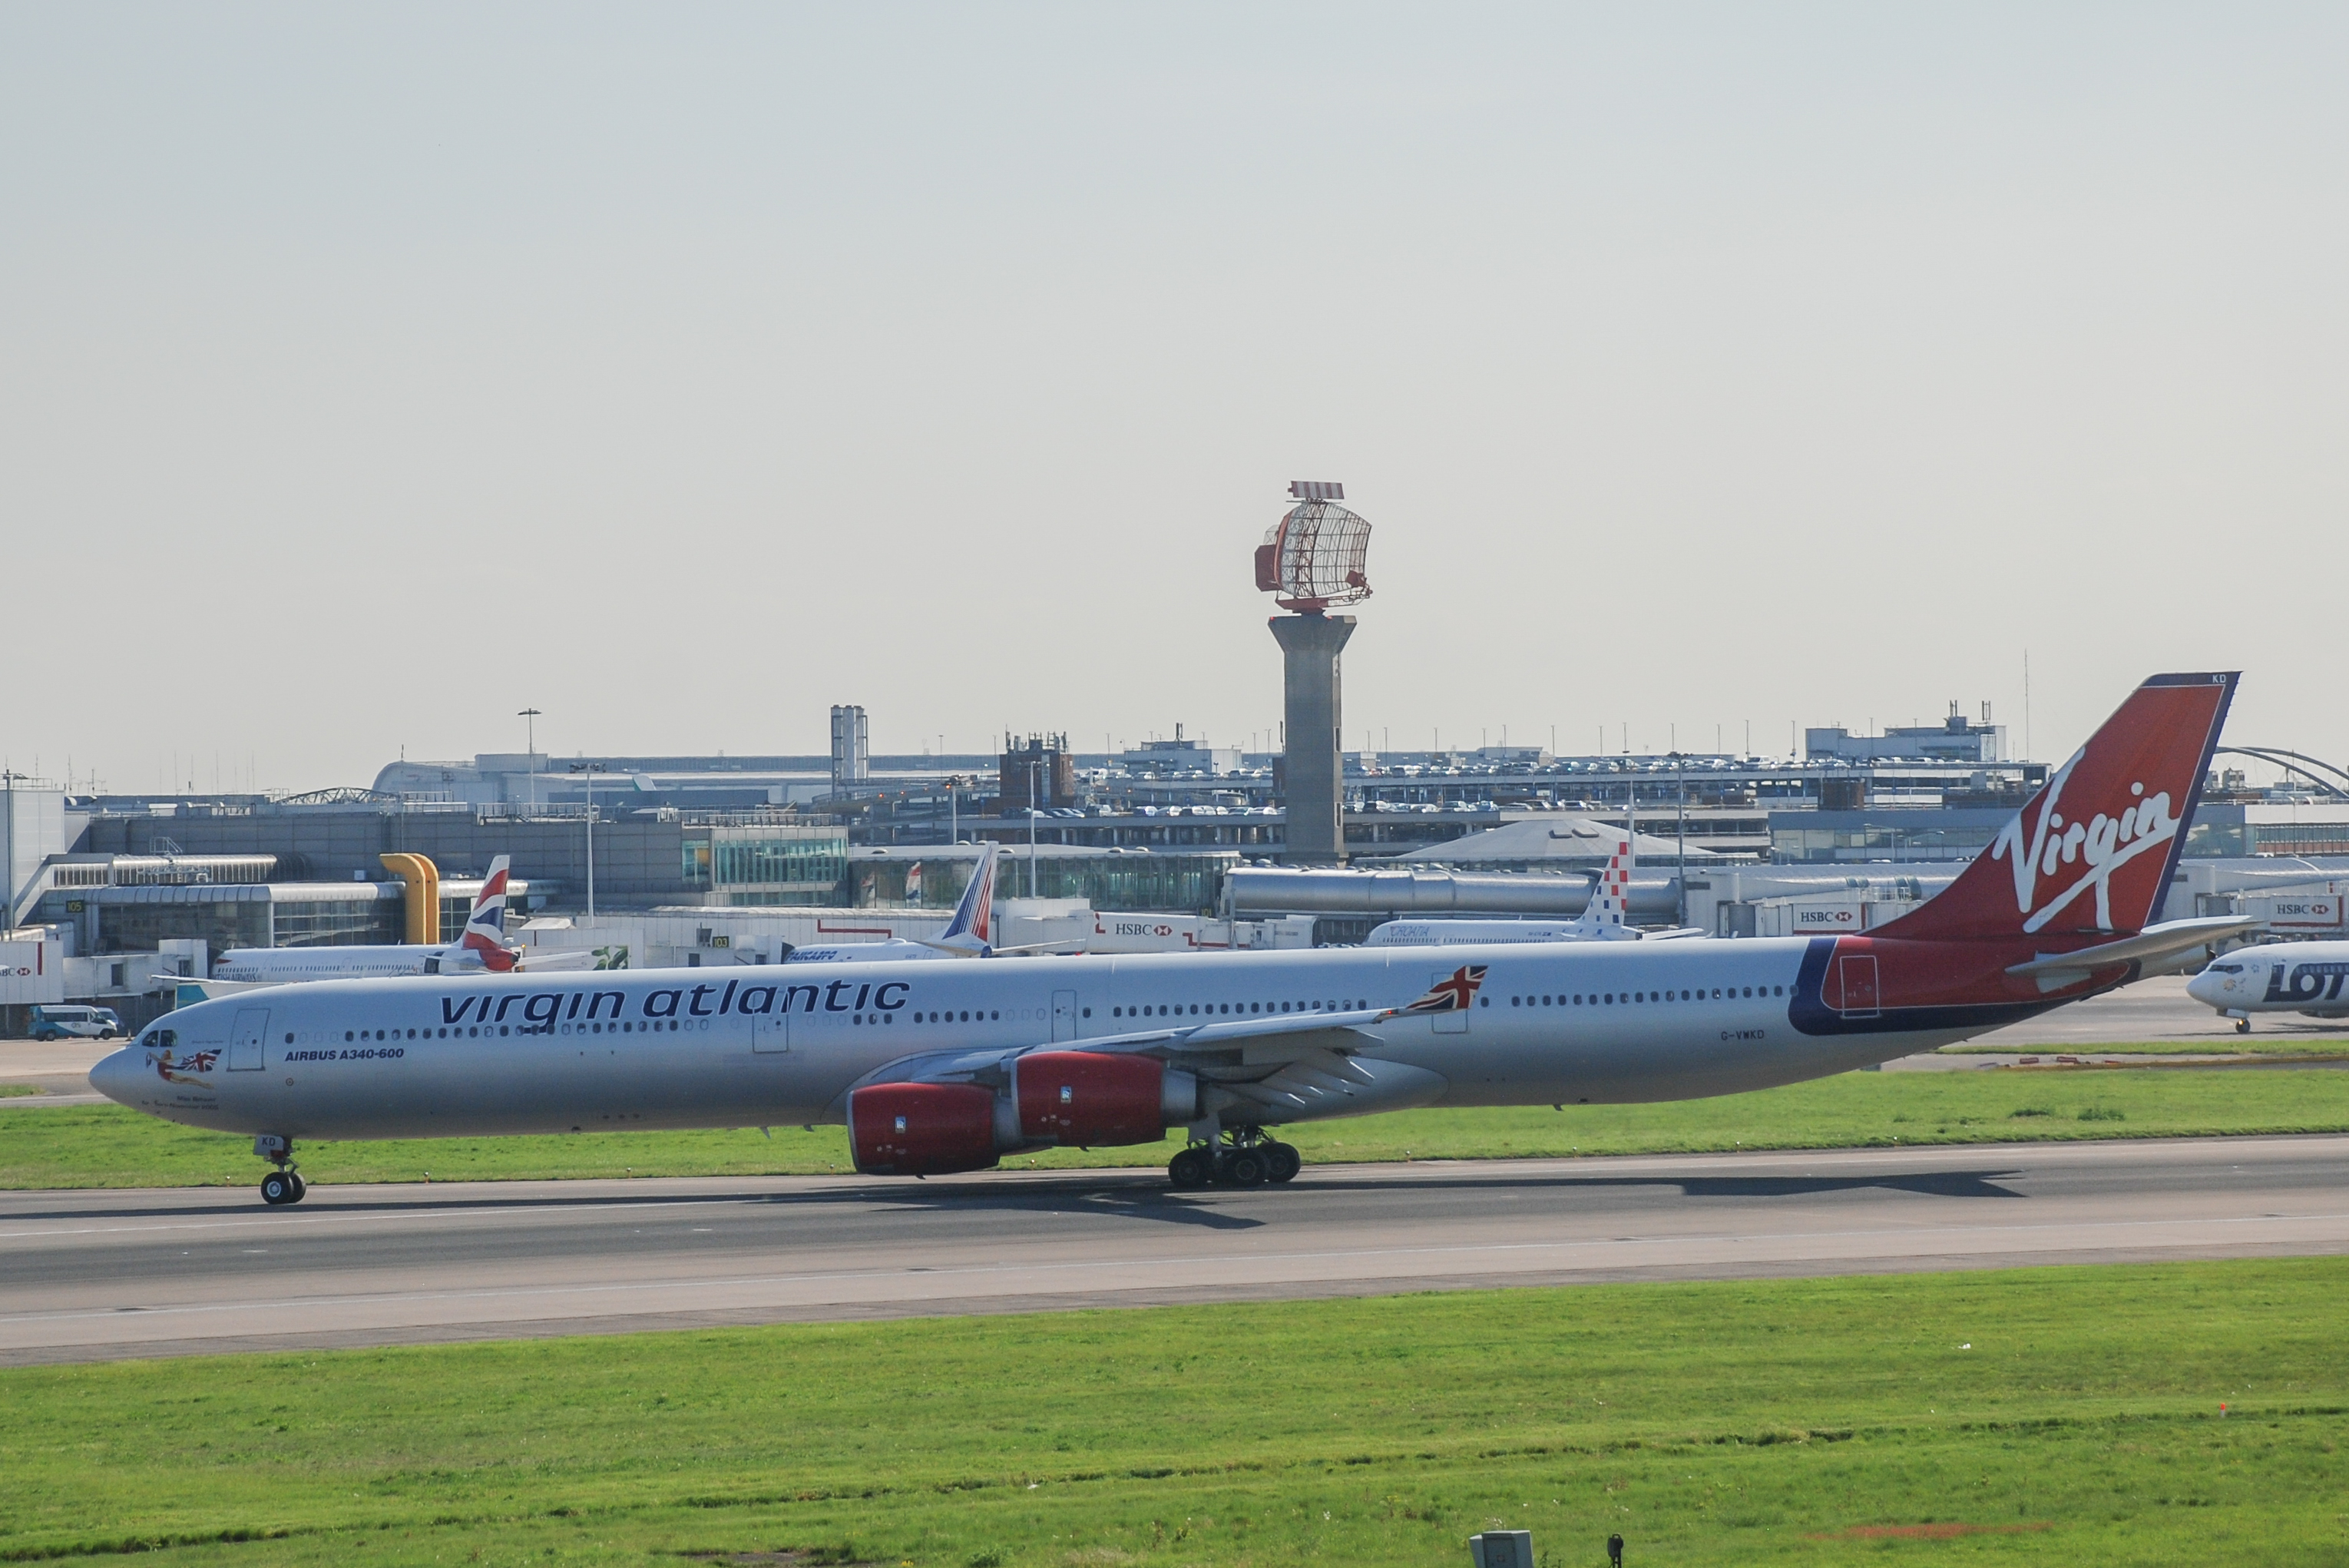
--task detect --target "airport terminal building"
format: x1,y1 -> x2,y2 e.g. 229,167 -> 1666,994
7,706 -> 2348,1027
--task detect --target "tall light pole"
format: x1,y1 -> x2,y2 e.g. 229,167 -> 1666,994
569,762 -> 607,918
1027,758 -> 1043,898
1,769 -> 28,928
518,710 -> 541,812
1670,751 -> 1688,926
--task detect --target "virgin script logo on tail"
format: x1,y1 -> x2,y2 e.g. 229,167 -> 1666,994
1991,752 -> 2179,933
1404,964 -> 1487,1013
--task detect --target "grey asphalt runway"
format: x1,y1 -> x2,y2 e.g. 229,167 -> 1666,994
1970,974 -> 2349,1047
0,1040 -> 114,1106
4,1136 -> 2344,1367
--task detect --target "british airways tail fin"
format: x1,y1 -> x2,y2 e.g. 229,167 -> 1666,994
1872,672 -> 2237,943
458,855 -> 519,972
932,842 -> 999,953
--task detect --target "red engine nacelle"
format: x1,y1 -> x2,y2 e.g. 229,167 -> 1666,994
1013,1050 -> 1194,1148
848,1083 -> 1000,1176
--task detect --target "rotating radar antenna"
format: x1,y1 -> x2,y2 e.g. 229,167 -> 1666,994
1254,480 -> 1371,614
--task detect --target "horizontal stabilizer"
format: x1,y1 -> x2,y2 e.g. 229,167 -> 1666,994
2003,916 -> 2260,989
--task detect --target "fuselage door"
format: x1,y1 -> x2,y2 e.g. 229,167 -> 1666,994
1835,954 -> 1881,1019
228,1007 -> 270,1070
753,1007 -> 789,1054
1051,990 -> 1077,1042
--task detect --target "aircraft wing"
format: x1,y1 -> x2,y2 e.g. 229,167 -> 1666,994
512,948 -> 610,972
836,1005 -> 1414,1122
903,936 -> 1084,958
157,976 -> 278,1003
2003,915 -> 2261,989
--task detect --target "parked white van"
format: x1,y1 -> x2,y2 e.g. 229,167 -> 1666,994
29,1005 -> 124,1041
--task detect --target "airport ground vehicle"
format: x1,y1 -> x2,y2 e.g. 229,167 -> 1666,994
31,1005 -> 121,1040
94,673 -> 2250,1204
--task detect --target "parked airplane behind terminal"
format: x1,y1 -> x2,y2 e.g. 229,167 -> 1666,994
207,858 -> 583,982
1365,829 -> 1702,946
2187,940 -> 2349,1030
94,674 -> 2252,1206
785,843 -> 1002,962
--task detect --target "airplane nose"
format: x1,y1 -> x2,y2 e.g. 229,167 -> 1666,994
88,1047 -> 143,1105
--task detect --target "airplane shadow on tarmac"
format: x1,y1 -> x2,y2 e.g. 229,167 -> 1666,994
5,1165 -> 2028,1227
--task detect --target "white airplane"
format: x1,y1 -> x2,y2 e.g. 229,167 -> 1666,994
207,858 -> 570,983
95,672 -> 2258,1206
786,843 -> 1009,962
2185,941 -> 2349,1031
1365,829 -> 1703,947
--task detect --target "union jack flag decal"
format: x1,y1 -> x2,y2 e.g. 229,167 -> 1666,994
153,1048 -> 220,1085
1404,964 -> 1487,1014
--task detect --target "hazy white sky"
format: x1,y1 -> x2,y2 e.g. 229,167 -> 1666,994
5,5 -> 2343,792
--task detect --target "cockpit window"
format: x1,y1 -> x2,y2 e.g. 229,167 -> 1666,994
2209,963 -> 2242,974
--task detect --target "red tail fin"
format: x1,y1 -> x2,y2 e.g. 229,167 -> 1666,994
1871,673 -> 2235,943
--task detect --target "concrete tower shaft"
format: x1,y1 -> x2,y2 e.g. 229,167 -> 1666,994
1270,613 -> 1355,865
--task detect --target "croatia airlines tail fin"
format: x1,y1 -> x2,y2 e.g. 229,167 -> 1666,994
921,842 -> 999,956
458,855 -> 520,972
1564,830 -> 1643,941
1874,673 -> 2237,944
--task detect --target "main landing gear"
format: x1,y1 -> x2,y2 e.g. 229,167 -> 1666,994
255,1134 -> 308,1206
1167,1129 -> 1301,1190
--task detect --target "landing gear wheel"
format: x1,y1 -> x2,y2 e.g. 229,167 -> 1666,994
2235,1017 -> 2252,1034
260,1170 -> 297,1206
285,1173 -> 307,1203
1168,1146 -> 1214,1189
1219,1149 -> 1269,1189
1264,1143 -> 1302,1184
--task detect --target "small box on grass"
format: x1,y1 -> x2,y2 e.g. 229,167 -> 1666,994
1468,1530 -> 1533,1568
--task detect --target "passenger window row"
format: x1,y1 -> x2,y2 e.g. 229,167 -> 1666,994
1507,985 -> 1786,1007
1111,999 -> 1365,1020
326,1019 -> 706,1043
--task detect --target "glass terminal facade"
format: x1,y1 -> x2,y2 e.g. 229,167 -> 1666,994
684,825 -> 852,906
851,850 -> 1239,915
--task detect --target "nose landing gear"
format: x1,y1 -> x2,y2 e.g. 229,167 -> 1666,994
1166,1129 -> 1302,1189
255,1134 -> 308,1206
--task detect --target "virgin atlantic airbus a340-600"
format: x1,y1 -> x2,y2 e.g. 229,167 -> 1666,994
94,673 -> 2250,1205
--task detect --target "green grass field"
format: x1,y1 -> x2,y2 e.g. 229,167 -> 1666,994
5,1066 -> 2349,1189
2,1259 -> 2343,1565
